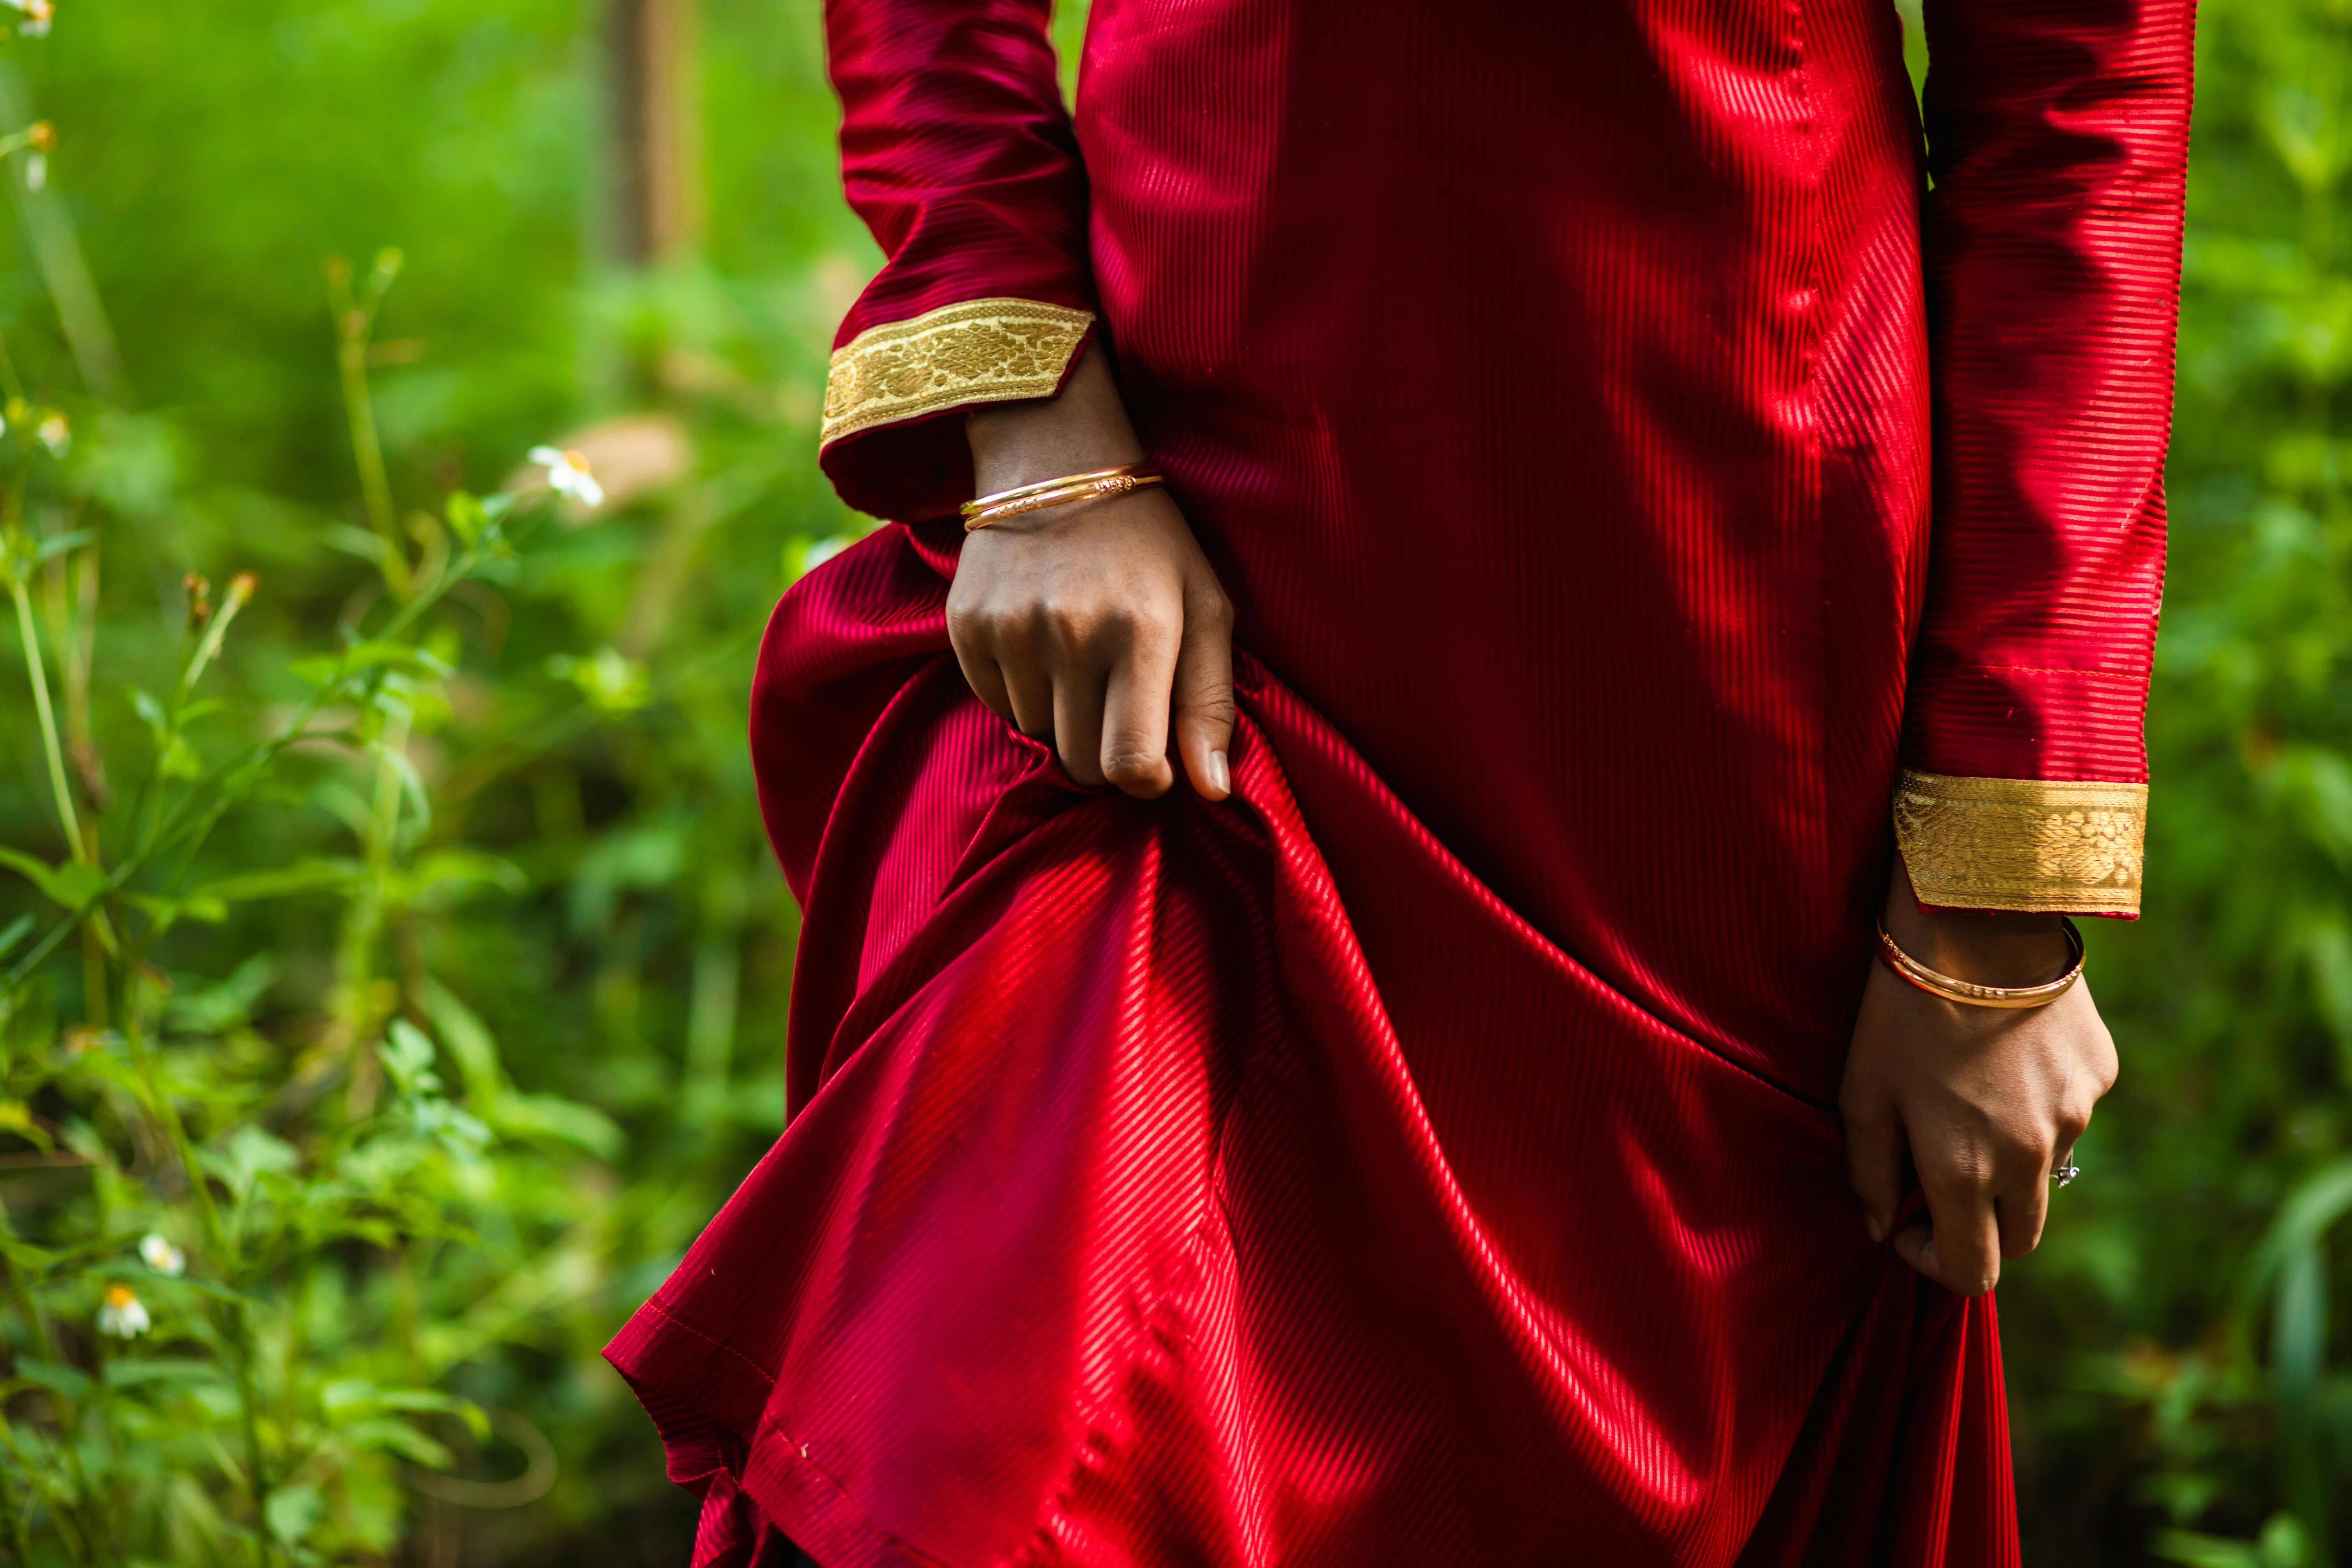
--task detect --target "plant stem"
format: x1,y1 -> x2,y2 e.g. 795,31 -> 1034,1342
0,317 -> 29,406
0,1430 -> 36,1568
0,1208 -> 98,1568
2,514 -> 530,993
335,312 -> 406,597
119,959 -> 272,1566
8,574 -> 81,856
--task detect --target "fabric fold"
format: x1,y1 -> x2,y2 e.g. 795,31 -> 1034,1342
607,525 -> 2018,1568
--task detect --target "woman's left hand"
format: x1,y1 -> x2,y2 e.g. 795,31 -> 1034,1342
1838,866 -> 2120,1295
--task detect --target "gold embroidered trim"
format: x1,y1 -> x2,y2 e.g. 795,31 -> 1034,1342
1892,769 -> 2148,916
821,297 -> 1095,447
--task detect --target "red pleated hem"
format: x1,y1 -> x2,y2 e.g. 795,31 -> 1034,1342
606,527 -> 2022,1568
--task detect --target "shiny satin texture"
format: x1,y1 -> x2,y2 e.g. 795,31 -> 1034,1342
607,0 -> 2193,1561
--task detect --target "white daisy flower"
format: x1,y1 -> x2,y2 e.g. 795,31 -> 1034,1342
139,1233 -> 185,1277
96,1283 -> 149,1339
19,0 -> 50,37
528,446 -> 604,509
37,412 -> 68,456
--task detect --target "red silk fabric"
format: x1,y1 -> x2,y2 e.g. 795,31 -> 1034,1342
610,0 -> 2192,1559
612,528 -> 2014,1566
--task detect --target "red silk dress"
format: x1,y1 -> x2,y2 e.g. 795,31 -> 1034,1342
606,0 -> 2192,1560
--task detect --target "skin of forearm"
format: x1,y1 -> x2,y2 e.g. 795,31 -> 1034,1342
1882,864 -> 2074,987
967,348 -> 1144,492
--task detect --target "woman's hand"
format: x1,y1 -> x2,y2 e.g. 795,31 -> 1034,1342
1839,865 -> 2120,1295
952,347 -> 1236,800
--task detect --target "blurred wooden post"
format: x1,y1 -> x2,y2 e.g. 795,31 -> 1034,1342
607,0 -> 701,265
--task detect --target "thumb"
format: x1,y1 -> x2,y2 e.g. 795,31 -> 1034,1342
1172,577 -> 1236,800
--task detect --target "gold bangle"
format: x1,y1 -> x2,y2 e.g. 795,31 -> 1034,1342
1874,917 -> 2085,1009
960,463 -> 1164,531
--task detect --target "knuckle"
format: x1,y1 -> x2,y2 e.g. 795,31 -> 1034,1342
1102,749 -> 1165,784
1130,608 -> 1179,650
1926,1143 -> 1995,1195
1994,1126 -> 2047,1171
1041,598 -> 1096,646
946,601 -> 993,647
1181,691 -> 1238,728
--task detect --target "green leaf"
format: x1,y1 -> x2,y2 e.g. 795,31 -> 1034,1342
0,1233 -> 59,1271
190,859 -> 359,905
264,1483 -> 323,1547
165,954 -> 276,1034
422,980 -> 503,1107
34,529 -> 94,562
125,892 -> 228,927
159,733 -> 201,781
0,847 -> 107,910
13,1358 -> 90,1402
391,848 -> 525,909
127,685 -> 164,731
382,1019 -> 442,1096
322,522 -> 394,566
320,1377 -> 378,1415
334,1418 -> 452,1468
0,1101 -> 55,1151
104,1357 -> 225,1390
200,1125 -> 298,1199
291,638 -> 449,690
491,1093 -> 623,1160
0,912 -> 34,962
445,490 -> 486,544
2250,1159 -> 2352,1293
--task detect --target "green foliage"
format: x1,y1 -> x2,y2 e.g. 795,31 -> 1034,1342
0,0 -> 875,1561
1993,0 -> 2352,1557
0,0 -> 2344,1559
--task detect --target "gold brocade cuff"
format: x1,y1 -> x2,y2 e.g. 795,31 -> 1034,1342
1891,769 -> 2148,916
820,297 -> 1096,447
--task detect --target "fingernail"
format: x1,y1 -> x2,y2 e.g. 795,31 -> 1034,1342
1864,1215 -> 1885,1244
1207,749 -> 1231,796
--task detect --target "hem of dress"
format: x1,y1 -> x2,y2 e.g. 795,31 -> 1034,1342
737,1420 -> 960,1568
605,1306 -> 955,1568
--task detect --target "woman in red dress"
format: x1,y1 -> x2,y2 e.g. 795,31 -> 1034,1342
608,0 -> 2191,1560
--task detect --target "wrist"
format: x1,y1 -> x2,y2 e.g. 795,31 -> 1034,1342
967,346 -> 1144,492
1882,861 -> 2073,987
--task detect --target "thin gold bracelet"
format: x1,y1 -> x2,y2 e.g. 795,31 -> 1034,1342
960,463 -> 1164,532
1874,917 -> 2085,1009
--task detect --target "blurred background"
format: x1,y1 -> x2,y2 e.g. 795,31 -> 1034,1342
0,0 -> 2340,1561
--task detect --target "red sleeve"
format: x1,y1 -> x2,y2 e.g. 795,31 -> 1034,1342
1892,0 -> 2196,917
818,0 -> 1098,523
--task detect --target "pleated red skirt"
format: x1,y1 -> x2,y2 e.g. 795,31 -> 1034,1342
605,520 -> 2016,1568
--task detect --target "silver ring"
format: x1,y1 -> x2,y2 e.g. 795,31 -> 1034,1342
2052,1162 -> 2081,1188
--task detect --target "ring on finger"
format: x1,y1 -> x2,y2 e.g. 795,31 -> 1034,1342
2051,1161 -> 2081,1188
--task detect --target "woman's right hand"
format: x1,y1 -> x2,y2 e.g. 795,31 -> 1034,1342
952,346 -> 1236,801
